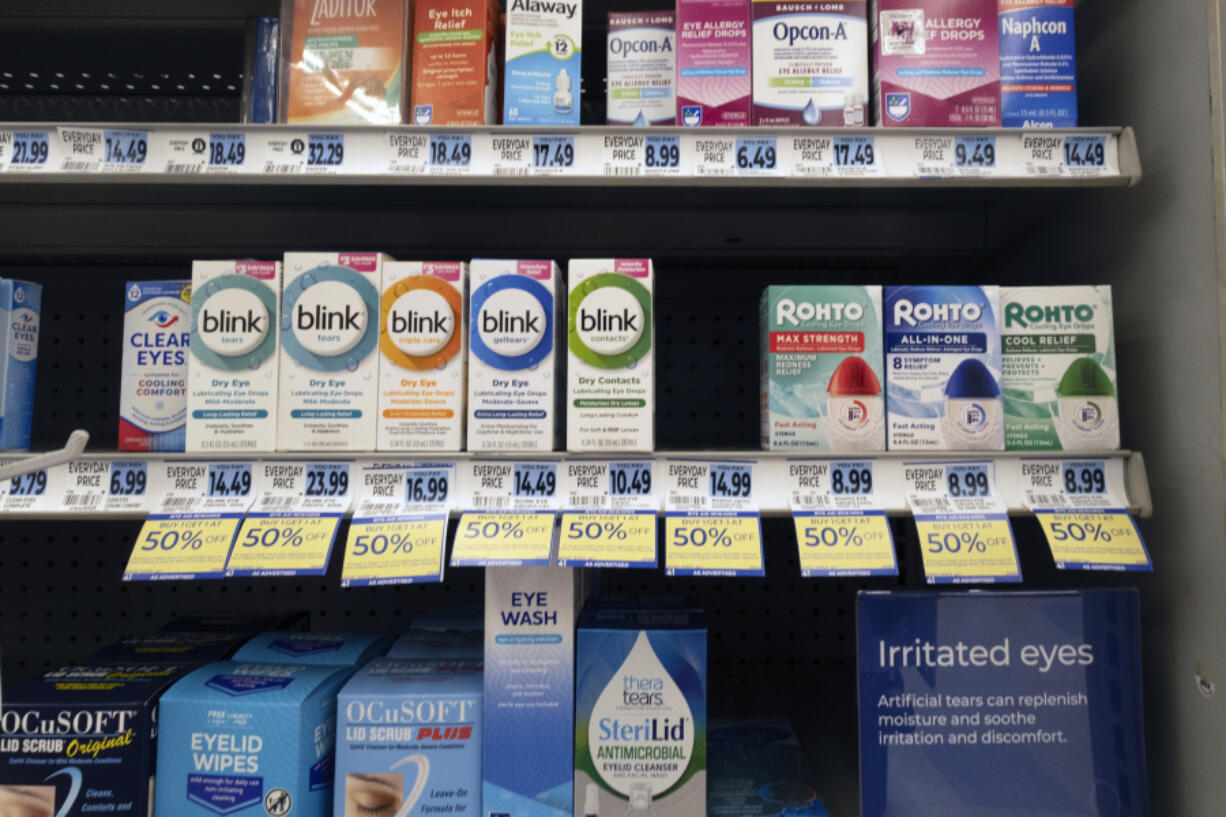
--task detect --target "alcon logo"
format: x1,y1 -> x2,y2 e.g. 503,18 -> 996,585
773,20 -> 847,46
610,35 -> 673,57
776,299 -> 864,326
1004,302 -> 1093,328
310,0 -> 376,26
892,299 -> 981,326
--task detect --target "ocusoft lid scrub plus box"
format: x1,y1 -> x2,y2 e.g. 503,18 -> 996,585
677,0 -> 753,127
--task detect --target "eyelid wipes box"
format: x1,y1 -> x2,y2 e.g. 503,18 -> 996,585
279,252 -> 387,452
503,0 -> 582,125
468,259 -> 562,452
0,278 -> 40,450
231,631 -> 393,666
567,259 -> 653,452
188,260 -> 281,453
379,261 -> 468,451
121,280 -> 191,452
411,0 -> 501,125
155,661 -> 354,817
335,658 -> 483,817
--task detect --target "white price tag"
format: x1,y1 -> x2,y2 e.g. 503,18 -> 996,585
61,460 -> 109,512
904,462 -> 1006,517
913,135 -> 997,178
1021,459 -> 1123,512
690,135 -> 737,177
250,462 -> 353,515
602,133 -> 645,177
57,127 -> 105,173
487,133 -> 533,177
262,133 -> 309,175
665,459 -> 756,513
161,132 -> 209,175
2,130 -> 51,173
464,460 -> 560,511
789,135 -> 837,177
563,460 -> 655,512
384,131 -> 430,174
1021,133 -> 1110,179
153,462 -> 255,515
789,460 -> 883,513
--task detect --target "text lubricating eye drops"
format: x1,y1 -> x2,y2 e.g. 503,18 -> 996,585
120,280 -> 190,452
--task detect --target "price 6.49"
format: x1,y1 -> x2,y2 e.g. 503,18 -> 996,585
736,142 -> 776,170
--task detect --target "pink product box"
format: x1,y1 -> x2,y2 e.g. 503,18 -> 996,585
677,0 -> 753,126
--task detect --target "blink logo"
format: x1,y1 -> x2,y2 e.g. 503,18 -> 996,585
893,299 -> 982,327
298,304 -> 362,331
310,0 -> 376,26
579,307 -> 638,333
482,309 -> 540,334
198,287 -> 270,357
203,309 -> 264,335
391,309 -> 450,335
777,299 -> 864,326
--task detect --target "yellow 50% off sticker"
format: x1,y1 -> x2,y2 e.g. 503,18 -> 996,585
665,513 -> 763,577
793,512 -> 896,577
225,515 -> 341,577
915,517 -> 1020,584
341,516 -> 449,586
557,511 -> 657,568
1036,511 -> 1151,571
450,511 -> 556,567
124,516 -> 240,580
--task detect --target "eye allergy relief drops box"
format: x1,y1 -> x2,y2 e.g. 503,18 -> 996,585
120,280 -> 191,452
503,0 -> 582,125
468,260 -> 562,452
999,0 -> 1076,127
575,603 -> 707,817
0,278 -> 40,450
379,261 -> 468,452
188,260 -> 281,453
232,632 -> 393,666
752,0 -> 868,126
279,252 -> 387,452
884,285 -> 1003,451
607,12 -> 677,125
336,658 -> 483,817
567,259 -> 654,452
411,0 -> 501,125
870,0 -> 1000,126
1002,286 -> 1117,451
0,663 -> 194,817
761,285 -> 885,452
155,661 -> 354,817
677,0 -> 752,126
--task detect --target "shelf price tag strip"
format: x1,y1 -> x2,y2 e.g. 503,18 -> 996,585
905,461 -> 1021,584
790,460 -> 897,578
1023,458 -> 1151,571
342,464 -> 454,586
451,461 -> 559,567
124,462 -> 254,581
225,462 -> 351,577
664,459 -> 764,577
558,460 -> 657,568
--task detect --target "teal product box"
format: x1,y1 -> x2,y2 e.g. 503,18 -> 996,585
574,603 -> 707,817
0,278 -> 40,450
161,609 -> 310,633
708,719 -> 827,817
90,631 -> 250,665
155,661 -> 353,817
388,629 -> 485,658
760,285 -> 885,451
335,658 -> 483,817
232,632 -> 393,666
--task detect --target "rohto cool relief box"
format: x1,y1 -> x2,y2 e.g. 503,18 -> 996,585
121,280 -> 190,452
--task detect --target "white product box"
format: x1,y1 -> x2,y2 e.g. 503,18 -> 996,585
606,12 -> 677,125
120,281 -> 190,452
503,0 -> 583,125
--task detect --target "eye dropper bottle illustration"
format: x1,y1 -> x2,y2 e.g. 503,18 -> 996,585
554,68 -> 573,115
824,355 -> 884,450
942,358 -> 1004,450
1055,357 -> 1119,449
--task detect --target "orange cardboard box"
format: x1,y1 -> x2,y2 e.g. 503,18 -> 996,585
409,0 -> 501,125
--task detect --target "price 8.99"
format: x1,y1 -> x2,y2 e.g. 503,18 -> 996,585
946,466 -> 990,498
644,135 -> 680,171
1063,462 -> 1106,494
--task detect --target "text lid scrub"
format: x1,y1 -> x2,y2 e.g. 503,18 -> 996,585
0,278 -> 40,450
567,259 -> 654,452
870,0 -> 1000,126
884,285 -> 1003,451
761,285 -> 885,451
607,12 -> 677,125
188,260 -> 281,453
676,0 -> 752,126
999,0 -> 1076,127
752,0 -> 868,126
503,0 -> 583,125
378,261 -> 468,452
1002,286 -> 1117,451
335,658 -> 483,817
231,631 -> 393,666
120,280 -> 191,452
467,259 -> 562,452
411,0 -> 501,125
279,252 -> 388,452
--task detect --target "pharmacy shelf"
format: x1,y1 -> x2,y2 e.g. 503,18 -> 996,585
0,449 -> 1151,520
0,124 -> 1141,187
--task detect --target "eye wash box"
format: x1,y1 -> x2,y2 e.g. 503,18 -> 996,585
676,0 -> 753,126
231,632 -> 393,666
503,0 -> 583,125
567,259 -> 654,452
0,278 -> 40,450
607,12 -> 677,125
999,0 -> 1076,127
121,280 -> 191,451
884,285 -> 1003,451
188,260 -> 281,453
279,252 -> 388,451
335,658 -> 483,817
1002,286 -> 1117,451
761,285 -> 885,451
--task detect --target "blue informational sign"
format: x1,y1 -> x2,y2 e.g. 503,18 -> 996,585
858,590 -> 1148,817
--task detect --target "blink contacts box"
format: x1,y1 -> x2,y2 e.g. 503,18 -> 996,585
0,278 -> 40,450
231,632 -> 393,666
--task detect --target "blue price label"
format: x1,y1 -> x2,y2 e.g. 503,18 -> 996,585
430,133 -> 472,167
109,461 -> 148,496
643,135 -> 680,170
305,463 -> 349,497
610,462 -> 653,496
954,136 -> 995,168
834,136 -> 876,167
532,136 -> 575,169
207,463 -> 252,498
945,464 -> 991,499
1063,135 -> 1106,168
11,131 -> 49,165
209,132 -> 246,166
103,130 -> 148,164
735,137 -> 777,172
8,469 -> 47,497
514,463 -> 557,498
709,463 -> 752,499
308,133 -> 344,166
1062,460 -> 1107,495
830,461 -> 874,495
406,468 -> 451,504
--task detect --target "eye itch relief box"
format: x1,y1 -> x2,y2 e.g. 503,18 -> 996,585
607,12 -> 677,126
155,661 -> 354,817
279,252 -> 387,452
567,259 -> 653,453
335,658 -> 483,817
752,0 -> 868,126
188,261 -> 281,454
502,0 -> 582,125
1002,286 -> 1117,451
0,663 -> 194,817
760,286 -> 885,452
379,261 -> 468,452
281,0 -> 407,124
999,0 -> 1075,127
468,260 -> 562,452
676,0 -> 752,126
485,566 -> 587,817
884,285 -> 1003,451
411,0 -> 501,125
231,632 -> 394,666
0,278 -> 40,450
120,281 -> 191,452
574,604 -> 707,817
90,632 -> 250,665
870,0 -> 1000,126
